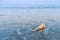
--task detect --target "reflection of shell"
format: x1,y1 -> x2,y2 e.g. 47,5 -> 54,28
33,24 -> 46,32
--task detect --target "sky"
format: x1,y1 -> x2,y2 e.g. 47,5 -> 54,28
0,0 -> 60,7
0,0 -> 60,15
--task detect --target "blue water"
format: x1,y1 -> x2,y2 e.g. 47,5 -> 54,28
0,8 -> 60,15
0,8 -> 60,40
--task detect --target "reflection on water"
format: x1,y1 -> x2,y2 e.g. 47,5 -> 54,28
0,15 -> 60,40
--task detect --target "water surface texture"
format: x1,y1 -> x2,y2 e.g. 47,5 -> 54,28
0,8 -> 60,40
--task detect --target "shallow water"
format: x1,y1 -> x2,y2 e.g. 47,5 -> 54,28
0,8 -> 60,40
0,15 -> 60,40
